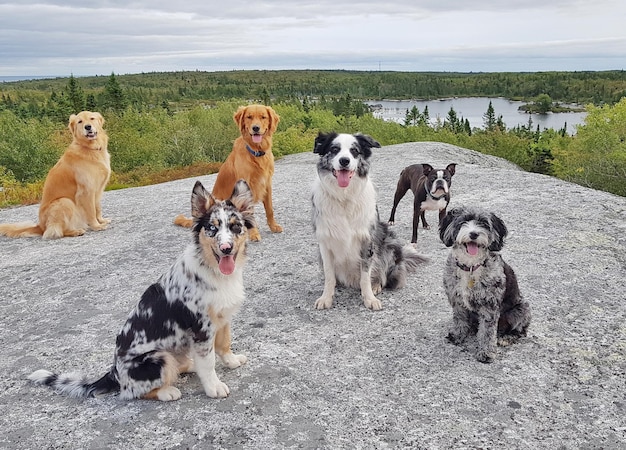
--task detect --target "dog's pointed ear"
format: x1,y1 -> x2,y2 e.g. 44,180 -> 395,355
439,208 -> 460,247
191,181 -> 214,219
488,212 -> 508,251
233,106 -> 246,130
422,163 -> 434,175
446,163 -> 457,176
355,133 -> 380,159
230,179 -> 257,231
314,132 -> 331,155
267,106 -> 280,134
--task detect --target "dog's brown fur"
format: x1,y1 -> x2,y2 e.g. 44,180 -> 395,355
0,111 -> 111,239
174,104 -> 282,241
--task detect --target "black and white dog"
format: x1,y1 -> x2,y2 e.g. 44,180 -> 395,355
312,132 -> 427,310
388,163 -> 456,243
439,206 -> 531,363
29,180 -> 256,401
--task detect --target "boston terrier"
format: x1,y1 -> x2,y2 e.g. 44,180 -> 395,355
388,163 -> 456,243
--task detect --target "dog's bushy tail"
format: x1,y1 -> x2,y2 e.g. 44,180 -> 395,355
0,222 -> 43,238
401,244 -> 429,272
28,368 -> 119,398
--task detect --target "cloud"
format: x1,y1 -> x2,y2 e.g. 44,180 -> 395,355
0,1 -> 624,76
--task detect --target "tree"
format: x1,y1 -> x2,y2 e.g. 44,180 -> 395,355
483,101 -> 496,131
66,74 -> 85,113
101,72 -> 127,112
535,94 -> 553,114
404,106 -> 421,126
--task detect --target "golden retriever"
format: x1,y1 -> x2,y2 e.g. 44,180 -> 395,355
0,111 -> 111,239
174,104 -> 282,241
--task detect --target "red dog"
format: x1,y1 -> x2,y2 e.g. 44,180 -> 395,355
174,104 -> 282,241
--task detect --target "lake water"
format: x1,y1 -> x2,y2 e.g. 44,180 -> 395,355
366,97 -> 587,134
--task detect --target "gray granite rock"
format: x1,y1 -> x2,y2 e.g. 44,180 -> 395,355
1,142 -> 624,449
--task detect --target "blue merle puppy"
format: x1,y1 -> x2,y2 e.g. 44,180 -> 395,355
439,206 -> 531,363
28,179 -> 256,401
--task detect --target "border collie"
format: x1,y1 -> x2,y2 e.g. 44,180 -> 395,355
311,132 -> 427,310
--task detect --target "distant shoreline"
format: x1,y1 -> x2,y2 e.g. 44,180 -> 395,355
0,75 -> 58,82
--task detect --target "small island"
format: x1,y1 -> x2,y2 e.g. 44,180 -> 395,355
519,93 -> 585,114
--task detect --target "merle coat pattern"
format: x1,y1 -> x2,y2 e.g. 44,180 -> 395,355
28,180 -> 256,401
439,206 -> 531,363
311,132 -> 427,310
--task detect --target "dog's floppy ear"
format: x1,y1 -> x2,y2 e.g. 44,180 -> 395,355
68,113 -> 78,135
446,163 -> 457,176
191,181 -> 215,219
488,212 -> 508,251
354,133 -> 381,159
421,163 -> 434,176
266,106 -> 280,135
439,207 -> 461,247
230,179 -> 257,231
233,106 -> 247,131
313,132 -> 333,155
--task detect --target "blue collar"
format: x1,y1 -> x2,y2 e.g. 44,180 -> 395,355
246,145 -> 265,157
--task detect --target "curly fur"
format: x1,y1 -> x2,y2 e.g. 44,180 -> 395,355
439,206 -> 531,363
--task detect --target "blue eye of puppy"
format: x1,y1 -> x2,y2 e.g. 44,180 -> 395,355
205,224 -> 218,236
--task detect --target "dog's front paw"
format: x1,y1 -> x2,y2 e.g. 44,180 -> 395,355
372,283 -> 383,295
363,296 -> 383,311
204,380 -> 230,398
155,386 -> 182,401
98,217 -> 111,225
221,352 -> 247,369
446,331 -> 466,345
314,295 -> 333,310
269,223 -> 283,233
249,229 -> 262,241
475,350 -> 495,364
388,220 -> 395,226
90,222 -> 107,231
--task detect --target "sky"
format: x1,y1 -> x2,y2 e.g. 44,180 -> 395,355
0,0 -> 624,78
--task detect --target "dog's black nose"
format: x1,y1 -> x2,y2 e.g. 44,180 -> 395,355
469,232 -> 479,240
85,124 -> 92,131
219,243 -> 232,254
252,125 -> 260,133
339,157 -> 350,167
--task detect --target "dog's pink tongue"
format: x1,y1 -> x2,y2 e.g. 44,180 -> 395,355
252,134 -> 263,144
466,242 -> 479,256
219,255 -> 236,275
336,170 -> 353,188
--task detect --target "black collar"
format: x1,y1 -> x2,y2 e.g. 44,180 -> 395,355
456,260 -> 484,273
425,184 -> 447,201
246,145 -> 265,157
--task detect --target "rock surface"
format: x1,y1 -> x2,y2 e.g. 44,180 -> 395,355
0,142 -> 624,449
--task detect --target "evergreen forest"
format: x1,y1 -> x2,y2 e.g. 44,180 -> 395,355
1,70 -> 625,205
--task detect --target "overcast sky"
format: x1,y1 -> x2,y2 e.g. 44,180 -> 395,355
0,0 -> 624,77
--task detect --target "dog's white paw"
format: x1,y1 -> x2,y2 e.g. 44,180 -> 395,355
204,380 -> 230,398
372,283 -> 383,295
156,386 -> 182,401
363,296 -> 383,311
314,295 -> 333,310
221,353 -> 247,369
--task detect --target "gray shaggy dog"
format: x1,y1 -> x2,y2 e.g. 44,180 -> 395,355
439,206 -> 531,363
